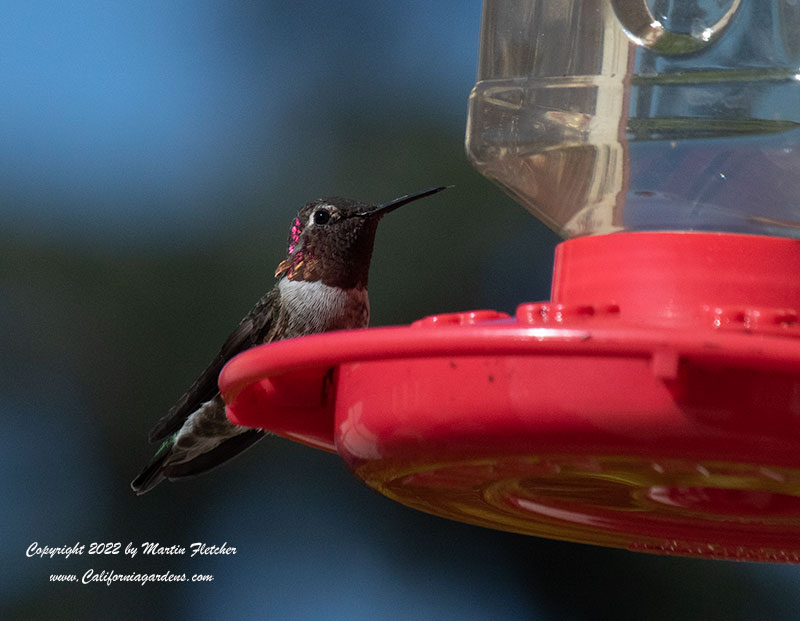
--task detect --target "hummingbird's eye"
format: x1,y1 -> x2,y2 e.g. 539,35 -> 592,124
313,209 -> 331,225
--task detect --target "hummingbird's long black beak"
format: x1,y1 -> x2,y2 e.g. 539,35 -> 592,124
356,185 -> 451,218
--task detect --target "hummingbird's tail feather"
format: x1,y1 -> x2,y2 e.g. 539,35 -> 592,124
130,439 -> 172,495
132,395 -> 267,495
131,430 -> 266,495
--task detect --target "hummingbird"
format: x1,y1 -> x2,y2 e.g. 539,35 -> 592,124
131,186 -> 449,494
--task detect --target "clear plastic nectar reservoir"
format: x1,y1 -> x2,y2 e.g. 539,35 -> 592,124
466,0 -> 800,237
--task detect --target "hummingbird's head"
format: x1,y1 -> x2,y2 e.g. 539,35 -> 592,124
275,186 -> 449,289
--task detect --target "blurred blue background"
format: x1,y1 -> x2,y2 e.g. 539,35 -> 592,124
3,2 -> 800,619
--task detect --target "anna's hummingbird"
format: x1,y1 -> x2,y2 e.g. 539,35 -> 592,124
131,186 -> 448,494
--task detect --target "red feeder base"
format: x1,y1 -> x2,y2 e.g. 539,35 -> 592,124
220,232 -> 800,563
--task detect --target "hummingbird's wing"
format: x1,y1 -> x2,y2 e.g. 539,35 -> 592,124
147,287 -> 281,444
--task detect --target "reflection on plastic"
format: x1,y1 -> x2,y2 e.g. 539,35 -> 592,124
610,0 -> 742,54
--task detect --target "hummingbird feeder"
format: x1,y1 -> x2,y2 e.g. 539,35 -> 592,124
221,0 -> 800,562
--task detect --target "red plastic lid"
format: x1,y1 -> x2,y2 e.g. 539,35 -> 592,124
220,232 -> 800,562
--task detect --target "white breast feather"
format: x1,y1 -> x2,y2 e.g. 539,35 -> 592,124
278,279 -> 369,332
